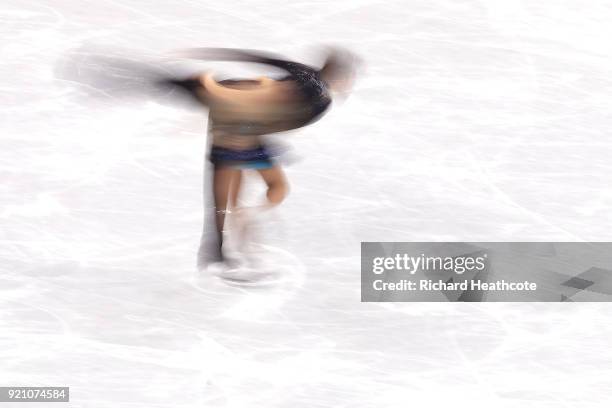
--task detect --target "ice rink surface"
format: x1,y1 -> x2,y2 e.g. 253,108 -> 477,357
2,0 -> 612,406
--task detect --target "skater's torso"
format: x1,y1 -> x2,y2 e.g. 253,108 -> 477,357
206,70 -> 331,151
209,124 -> 261,150
207,78 -> 295,150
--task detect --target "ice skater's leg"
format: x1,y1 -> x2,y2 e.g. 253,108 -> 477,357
215,165 -> 287,264
256,165 -> 288,206
230,165 -> 288,251
231,165 -> 288,266
212,165 -> 242,259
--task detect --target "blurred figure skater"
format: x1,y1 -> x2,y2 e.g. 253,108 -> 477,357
172,48 -> 358,266
54,45 -> 358,269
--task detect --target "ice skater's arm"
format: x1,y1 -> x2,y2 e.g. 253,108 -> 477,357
199,73 -> 283,105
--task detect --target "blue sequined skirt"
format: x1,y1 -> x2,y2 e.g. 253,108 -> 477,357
209,145 -> 274,169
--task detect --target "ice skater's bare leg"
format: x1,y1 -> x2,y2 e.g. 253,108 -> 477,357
219,165 -> 288,260
212,165 -> 242,260
257,165 -> 289,206
246,165 -> 289,258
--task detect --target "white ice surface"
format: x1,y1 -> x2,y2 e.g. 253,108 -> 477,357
2,0 -> 612,407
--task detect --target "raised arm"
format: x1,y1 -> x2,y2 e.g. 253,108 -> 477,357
199,73 -> 291,105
